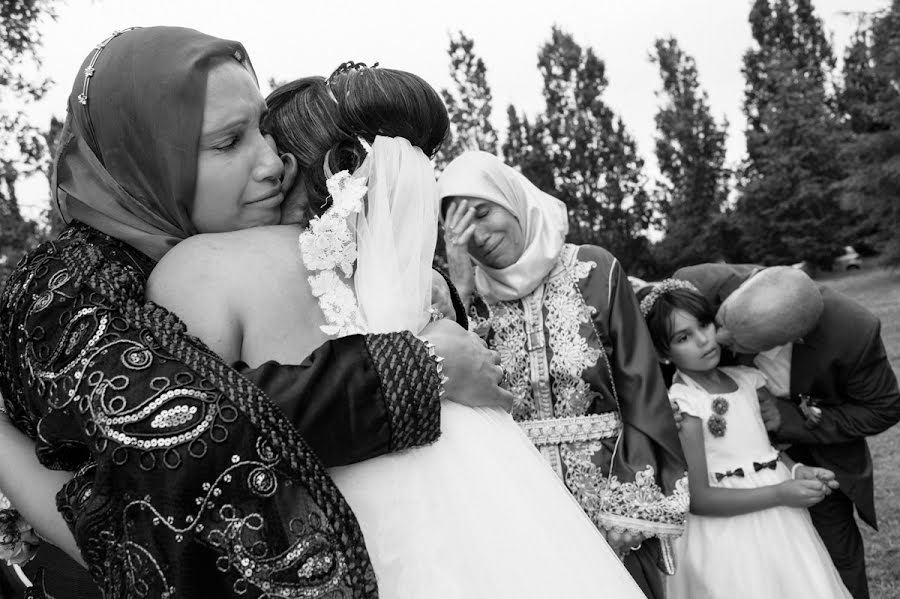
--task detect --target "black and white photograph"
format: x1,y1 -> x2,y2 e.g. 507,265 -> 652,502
0,1 -> 898,597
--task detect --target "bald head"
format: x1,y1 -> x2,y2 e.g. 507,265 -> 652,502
716,266 -> 823,353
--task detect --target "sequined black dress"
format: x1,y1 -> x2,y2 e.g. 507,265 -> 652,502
0,223 -> 444,599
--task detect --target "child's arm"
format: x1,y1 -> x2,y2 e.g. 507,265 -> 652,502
680,415 -> 829,517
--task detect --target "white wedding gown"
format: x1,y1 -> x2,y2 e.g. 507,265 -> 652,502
303,137 -> 645,599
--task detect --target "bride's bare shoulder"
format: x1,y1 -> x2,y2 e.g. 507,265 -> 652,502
159,226 -> 301,269
148,225 -> 306,296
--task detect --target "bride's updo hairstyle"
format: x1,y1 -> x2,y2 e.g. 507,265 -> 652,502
264,62 -> 449,216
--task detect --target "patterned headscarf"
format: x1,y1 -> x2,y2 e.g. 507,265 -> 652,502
437,151 -> 569,303
53,26 -> 253,261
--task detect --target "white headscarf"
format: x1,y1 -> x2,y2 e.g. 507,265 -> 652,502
438,151 -> 569,303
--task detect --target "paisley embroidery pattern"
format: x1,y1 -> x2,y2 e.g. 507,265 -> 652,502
0,224 -> 378,598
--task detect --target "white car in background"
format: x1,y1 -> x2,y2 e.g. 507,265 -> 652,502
833,246 -> 863,270
792,246 -> 862,273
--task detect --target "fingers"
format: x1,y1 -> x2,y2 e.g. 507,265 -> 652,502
494,387 -> 516,412
455,223 -> 476,246
491,363 -> 504,385
444,198 -> 459,226
491,350 -> 502,365
469,331 -> 489,348
813,468 -> 835,481
446,202 -> 476,247
606,530 -> 623,546
445,199 -> 466,234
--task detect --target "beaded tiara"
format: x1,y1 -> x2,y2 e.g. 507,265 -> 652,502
639,278 -> 701,318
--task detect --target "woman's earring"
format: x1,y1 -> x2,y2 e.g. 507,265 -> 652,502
660,358 -> 671,365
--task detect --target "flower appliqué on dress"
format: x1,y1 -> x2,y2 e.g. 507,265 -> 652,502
299,170 -> 368,336
708,396 -> 729,438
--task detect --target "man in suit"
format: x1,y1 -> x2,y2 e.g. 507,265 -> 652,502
674,263 -> 900,599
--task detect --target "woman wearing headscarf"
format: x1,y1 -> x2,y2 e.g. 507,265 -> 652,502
0,27 -> 498,599
439,151 -> 689,599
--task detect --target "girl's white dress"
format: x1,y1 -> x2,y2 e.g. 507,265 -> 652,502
666,366 -> 852,599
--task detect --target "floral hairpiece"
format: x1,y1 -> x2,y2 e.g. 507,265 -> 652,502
639,278 -> 701,318
298,168 -> 369,336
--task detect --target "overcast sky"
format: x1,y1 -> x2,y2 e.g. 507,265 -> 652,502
15,0 -> 890,219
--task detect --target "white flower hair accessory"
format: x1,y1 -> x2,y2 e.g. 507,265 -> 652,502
639,278 -> 702,318
298,167 -> 369,336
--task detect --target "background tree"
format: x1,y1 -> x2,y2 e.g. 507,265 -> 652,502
505,27 -> 656,274
434,31 -> 498,168
651,37 -> 731,270
1,0 -> 59,282
837,3 -> 900,265
736,0 -> 851,268
502,105 -> 555,193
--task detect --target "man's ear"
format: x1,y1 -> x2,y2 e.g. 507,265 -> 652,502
280,153 -> 299,195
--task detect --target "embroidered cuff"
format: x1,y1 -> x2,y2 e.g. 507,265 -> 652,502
597,468 -> 689,541
365,331 -> 442,452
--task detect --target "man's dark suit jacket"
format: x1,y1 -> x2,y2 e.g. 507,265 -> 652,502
675,263 -> 900,528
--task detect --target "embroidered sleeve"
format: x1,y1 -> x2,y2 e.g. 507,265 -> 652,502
579,247 -> 689,573
365,332 -> 442,451
0,230 -> 378,599
465,292 -> 493,338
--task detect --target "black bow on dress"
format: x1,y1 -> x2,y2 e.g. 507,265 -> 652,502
753,459 -> 778,472
715,468 -> 745,482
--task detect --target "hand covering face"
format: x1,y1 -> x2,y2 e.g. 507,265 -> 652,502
438,151 -> 569,303
53,26 -> 253,261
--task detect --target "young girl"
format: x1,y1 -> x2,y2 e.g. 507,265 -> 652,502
641,279 -> 852,599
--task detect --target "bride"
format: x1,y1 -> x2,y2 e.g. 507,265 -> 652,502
147,64 -> 646,597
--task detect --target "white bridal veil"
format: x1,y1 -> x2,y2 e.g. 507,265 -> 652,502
353,136 -> 439,334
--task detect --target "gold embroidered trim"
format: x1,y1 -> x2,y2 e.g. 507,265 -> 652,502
521,413 -> 622,446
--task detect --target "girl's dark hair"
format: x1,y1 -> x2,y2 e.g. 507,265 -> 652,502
641,287 -> 716,357
263,66 -> 449,217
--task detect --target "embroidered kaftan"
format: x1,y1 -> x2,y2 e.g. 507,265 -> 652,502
473,244 -> 689,579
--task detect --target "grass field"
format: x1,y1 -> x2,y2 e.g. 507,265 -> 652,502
818,266 -> 900,599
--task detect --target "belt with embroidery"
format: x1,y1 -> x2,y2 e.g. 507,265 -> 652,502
520,412 -> 622,446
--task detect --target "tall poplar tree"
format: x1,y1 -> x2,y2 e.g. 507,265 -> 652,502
736,0 -> 850,268
513,27 -> 655,271
435,31 -> 498,168
651,37 -> 731,268
838,4 -> 900,264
